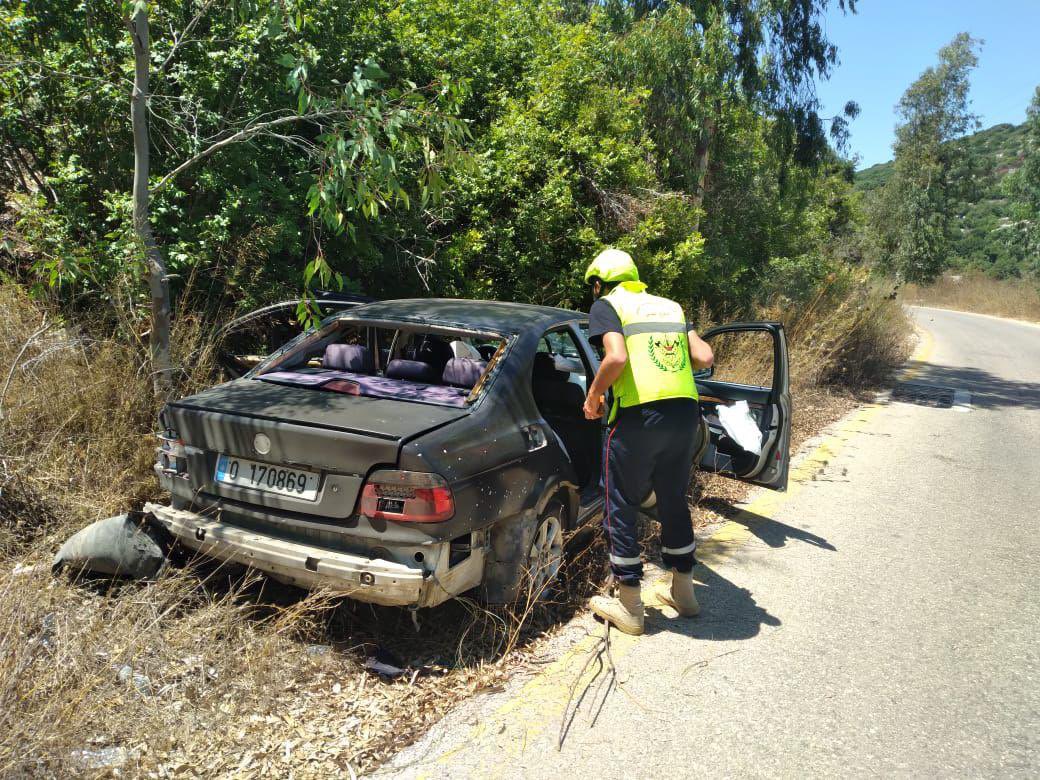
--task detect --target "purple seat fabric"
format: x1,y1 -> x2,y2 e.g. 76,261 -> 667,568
324,344 -> 374,373
386,359 -> 440,384
442,357 -> 486,389
259,369 -> 468,407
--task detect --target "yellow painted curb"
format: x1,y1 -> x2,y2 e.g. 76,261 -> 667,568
899,323 -> 935,382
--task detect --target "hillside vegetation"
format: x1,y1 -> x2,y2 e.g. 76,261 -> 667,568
857,120 -> 1038,279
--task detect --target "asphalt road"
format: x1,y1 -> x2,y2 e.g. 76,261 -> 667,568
383,306 -> 1040,779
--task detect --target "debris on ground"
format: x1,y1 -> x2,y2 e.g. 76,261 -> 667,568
69,745 -> 139,772
11,562 -> 45,577
115,665 -> 154,697
52,512 -> 169,580
364,646 -> 408,680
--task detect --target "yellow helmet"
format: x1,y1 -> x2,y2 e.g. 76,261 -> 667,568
584,248 -> 639,284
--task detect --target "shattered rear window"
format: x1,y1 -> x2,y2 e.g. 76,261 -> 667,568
252,318 -> 507,408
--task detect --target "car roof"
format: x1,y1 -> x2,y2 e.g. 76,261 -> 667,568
340,298 -> 585,334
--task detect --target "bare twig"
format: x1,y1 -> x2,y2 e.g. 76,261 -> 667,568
158,0 -> 216,75
0,319 -> 53,424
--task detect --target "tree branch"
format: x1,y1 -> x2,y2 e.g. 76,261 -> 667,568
158,0 -> 216,75
150,110 -> 347,194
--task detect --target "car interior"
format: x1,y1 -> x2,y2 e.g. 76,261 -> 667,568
529,329 -> 601,491
216,298 -> 369,379
254,321 -> 506,408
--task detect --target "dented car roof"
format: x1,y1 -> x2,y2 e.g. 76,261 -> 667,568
337,298 -> 584,334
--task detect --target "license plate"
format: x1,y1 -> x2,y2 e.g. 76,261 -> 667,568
214,454 -> 320,501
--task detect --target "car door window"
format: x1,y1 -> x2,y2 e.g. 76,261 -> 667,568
699,330 -> 776,389
541,328 -> 591,388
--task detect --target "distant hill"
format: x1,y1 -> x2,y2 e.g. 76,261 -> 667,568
855,122 -> 1035,278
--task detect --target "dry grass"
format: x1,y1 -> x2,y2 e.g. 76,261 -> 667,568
0,283 -> 603,776
689,272 -> 913,520
901,272 -> 1040,323
0,273 -> 911,776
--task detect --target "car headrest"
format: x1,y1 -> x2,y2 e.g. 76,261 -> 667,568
442,357 -> 486,389
385,359 -> 440,384
323,344 -> 374,373
532,351 -> 567,381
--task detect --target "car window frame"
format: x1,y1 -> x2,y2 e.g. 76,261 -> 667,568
249,314 -> 516,411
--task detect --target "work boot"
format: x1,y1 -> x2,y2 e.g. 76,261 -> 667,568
653,571 -> 700,617
589,584 -> 644,636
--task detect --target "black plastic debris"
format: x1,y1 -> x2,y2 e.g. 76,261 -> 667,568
363,646 -> 407,680
52,511 -> 170,580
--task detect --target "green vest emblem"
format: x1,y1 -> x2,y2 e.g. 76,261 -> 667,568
648,333 -> 688,373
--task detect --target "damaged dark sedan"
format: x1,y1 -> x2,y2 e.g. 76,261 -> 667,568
146,299 -> 792,608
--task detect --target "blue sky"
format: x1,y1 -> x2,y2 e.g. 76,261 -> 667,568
814,0 -> 1040,170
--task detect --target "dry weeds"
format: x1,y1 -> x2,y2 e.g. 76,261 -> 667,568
901,272 -> 1040,323
0,273 -> 911,776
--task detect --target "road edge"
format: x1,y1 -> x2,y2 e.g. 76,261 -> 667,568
909,304 -> 1040,330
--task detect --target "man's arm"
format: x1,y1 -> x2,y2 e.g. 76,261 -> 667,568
688,328 -> 713,370
584,331 -> 627,419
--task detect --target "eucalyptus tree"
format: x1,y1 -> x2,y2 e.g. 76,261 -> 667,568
3,1 -> 468,397
611,0 -> 860,215
877,32 -> 980,283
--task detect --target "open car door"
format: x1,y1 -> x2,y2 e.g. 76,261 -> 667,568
694,322 -> 791,491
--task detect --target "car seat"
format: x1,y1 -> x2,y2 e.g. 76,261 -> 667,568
404,335 -> 453,376
442,357 -> 487,389
323,344 -> 374,373
531,352 -> 597,486
385,358 -> 441,384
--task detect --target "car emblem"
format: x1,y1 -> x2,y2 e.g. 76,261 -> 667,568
253,433 -> 271,455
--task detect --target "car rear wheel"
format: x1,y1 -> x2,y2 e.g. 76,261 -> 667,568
524,505 -> 564,603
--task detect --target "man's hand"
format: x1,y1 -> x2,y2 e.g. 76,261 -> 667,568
583,392 -> 605,420
584,331 -> 628,420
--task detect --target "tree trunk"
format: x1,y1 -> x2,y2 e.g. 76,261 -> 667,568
689,114 -> 716,222
129,8 -> 174,398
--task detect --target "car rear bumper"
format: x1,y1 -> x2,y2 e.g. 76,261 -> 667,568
144,503 -> 483,608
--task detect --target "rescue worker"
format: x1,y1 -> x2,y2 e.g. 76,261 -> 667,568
583,248 -> 714,636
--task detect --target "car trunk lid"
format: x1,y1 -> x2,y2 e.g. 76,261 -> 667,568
165,379 -> 467,519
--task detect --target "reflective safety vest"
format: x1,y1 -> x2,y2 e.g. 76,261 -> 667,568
602,281 -> 698,423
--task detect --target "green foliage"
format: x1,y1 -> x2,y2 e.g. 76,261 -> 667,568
858,118 -> 1037,280
863,33 -> 982,283
2,0 -> 865,327
1002,88 -> 1040,276
2,0 -> 469,316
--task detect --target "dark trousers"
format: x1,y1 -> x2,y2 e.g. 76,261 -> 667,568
602,398 -> 700,586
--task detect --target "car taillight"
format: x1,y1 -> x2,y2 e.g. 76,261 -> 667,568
156,428 -> 187,476
359,470 -> 454,523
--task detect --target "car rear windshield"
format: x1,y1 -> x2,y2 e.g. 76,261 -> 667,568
251,317 -> 508,408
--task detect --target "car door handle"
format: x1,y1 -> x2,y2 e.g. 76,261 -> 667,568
522,424 -> 548,452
